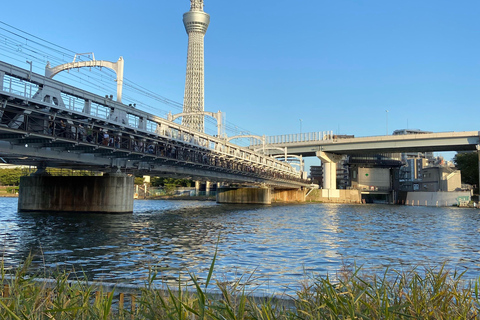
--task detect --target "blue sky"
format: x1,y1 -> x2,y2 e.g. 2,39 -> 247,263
0,0 -> 479,163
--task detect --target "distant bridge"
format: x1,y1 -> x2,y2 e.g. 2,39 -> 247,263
255,131 -> 480,156
252,131 -> 480,191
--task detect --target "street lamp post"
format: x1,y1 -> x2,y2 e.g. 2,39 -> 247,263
299,119 -> 302,134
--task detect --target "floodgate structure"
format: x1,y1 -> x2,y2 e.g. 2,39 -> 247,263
252,131 -> 480,205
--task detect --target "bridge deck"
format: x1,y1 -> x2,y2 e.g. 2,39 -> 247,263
255,132 -> 480,157
0,60 -> 311,189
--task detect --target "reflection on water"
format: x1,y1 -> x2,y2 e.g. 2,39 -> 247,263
1,198 -> 480,294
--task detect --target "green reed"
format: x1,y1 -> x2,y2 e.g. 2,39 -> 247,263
1,256 -> 480,319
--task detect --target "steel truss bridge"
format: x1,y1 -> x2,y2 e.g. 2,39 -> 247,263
0,60 -> 310,189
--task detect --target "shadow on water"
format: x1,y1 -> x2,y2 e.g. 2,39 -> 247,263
2,198 -> 480,294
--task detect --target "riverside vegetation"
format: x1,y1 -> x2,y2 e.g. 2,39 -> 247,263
1,254 -> 480,319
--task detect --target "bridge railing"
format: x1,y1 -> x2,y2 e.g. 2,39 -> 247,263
2,75 -> 38,99
251,131 -> 335,146
0,60 -> 306,181
0,109 -> 306,184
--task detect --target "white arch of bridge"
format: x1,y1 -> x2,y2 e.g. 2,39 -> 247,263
45,54 -> 124,103
273,154 -> 304,171
228,134 -> 265,144
168,110 -> 223,137
254,145 -> 284,154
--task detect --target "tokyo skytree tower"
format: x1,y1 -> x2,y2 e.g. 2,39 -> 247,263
182,0 -> 210,132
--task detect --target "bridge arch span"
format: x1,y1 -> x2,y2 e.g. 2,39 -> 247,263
45,54 -> 124,102
227,134 -> 264,145
168,110 -> 223,137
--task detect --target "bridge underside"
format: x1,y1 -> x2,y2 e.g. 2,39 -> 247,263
0,133 -> 303,189
263,142 -> 477,158
0,94 -> 310,190
261,133 -> 480,192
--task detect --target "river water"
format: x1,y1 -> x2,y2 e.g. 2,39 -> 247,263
1,198 -> 480,294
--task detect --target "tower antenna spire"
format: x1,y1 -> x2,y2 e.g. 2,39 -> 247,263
182,0 -> 210,132
190,0 -> 204,11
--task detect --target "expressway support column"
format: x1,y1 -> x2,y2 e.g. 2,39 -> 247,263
18,170 -> 134,213
316,151 -> 343,198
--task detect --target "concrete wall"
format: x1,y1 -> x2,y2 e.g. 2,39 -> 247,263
404,191 -> 470,207
357,167 -> 390,188
445,171 -> 462,192
421,167 -> 462,192
216,187 -> 271,204
271,189 -> 306,202
18,174 -> 134,213
306,189 -> 362,204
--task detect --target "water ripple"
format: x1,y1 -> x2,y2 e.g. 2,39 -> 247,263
1,198 -> 480,294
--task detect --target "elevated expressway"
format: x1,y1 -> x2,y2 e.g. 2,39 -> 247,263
254,132 -> 480,190
0,60 -> 311,201
258,132 -> 480,156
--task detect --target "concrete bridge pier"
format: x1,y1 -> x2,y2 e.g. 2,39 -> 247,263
194,180 -> 213,196
216,187 -> 306,204
195,180 -> 201,195
478,145 -> 480,194
217,187 -> 271,204
272,189 -> 306,202
18,171 -> 134,213
205,181 -> 211,196
316,151 -> 342,198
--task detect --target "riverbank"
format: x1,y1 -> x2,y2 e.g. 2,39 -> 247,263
0,193 -> 17,197
0,186 -> 18,197
1,259 -> 479,319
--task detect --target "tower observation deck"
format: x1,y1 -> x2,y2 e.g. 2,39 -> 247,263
182,0 -> 210,132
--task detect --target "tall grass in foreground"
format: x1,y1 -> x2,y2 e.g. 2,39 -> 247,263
1,257 -> 480,319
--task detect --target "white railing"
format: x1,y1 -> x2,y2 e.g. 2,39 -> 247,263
252,131 -> 334,146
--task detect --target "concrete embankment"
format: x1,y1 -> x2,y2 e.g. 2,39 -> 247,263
305,189 -> 362,204
398,191 -> 471,207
